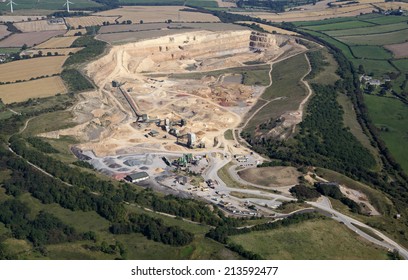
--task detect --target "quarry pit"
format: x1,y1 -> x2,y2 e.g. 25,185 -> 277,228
48,28 -> 303,156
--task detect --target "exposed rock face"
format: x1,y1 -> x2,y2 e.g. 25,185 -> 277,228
86,30 -> 287,85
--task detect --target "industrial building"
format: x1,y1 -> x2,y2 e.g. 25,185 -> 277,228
124,172 -> 150,183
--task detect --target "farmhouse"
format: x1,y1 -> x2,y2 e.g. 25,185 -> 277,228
367,79 -> 382,86
124,172 -> 149,183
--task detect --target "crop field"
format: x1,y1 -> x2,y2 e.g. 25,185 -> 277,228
0,76 -> 67,104
0,24 -> 10,39
0,30 -> 65,47
0,0 -> 101,12
374,2 -> 408,11
325,22 -> 408,37
65,16 -> 118,28
64,29 -> 87,36
98,22 -> 170,34
229,219 -> 389,259
14,19 -> 67,32
365,95 -> 408,173
23,47 -> 83,56
237,21 -> 299,35
117,0 -> 218,8
385,42 -> 408,59
0,15 -> 46,22
97,22 -> 244,44
0,56 -> 66,83
234,3 -> 373,22
34,36 -> 78,49
305,20 -> 376,31
338,29 -> 408,46
351,46 -> 393,60
98,28 -> 194,44
95,6 -> 220,23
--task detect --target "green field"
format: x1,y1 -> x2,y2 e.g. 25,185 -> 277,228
326,22 -> 408,37
0,0 -> 101,11
393,59 -> 408,72
0,48 -> 20,54
365,95 -> 408,173
244,53 -> 309,133
305,21 -> 375,31
364,15 -> 408,25
11,191 -> 239,260
337,93 -> 380,163
229,219 -> 389,259
351,46 -> 393,60
303,30 -> 354,59
293,17 -> 352,27
339,29 -> 408,46
351,59 -> 397,76
308,48 -> 339,85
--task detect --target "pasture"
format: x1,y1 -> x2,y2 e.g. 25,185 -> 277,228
325,22 -> 408,37
351,46 -> 393,60
351,59 -> 396,76
34,36 -> 78,49
0,76 -> 67,104
14,19 -> 67,32
364,95 -> 408,173
338,29 -> 408,46
393,59 -> 408,72
0,30 -> 65,47
65,16 -> 118,28
0,56 -> 66,83
229,219 -> 389,259
95,6 -> 220,23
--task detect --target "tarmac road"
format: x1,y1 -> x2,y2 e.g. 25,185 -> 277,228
309,197 -> 408,259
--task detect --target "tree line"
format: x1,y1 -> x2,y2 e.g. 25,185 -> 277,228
0,199 -> 86,247
110,213 -> 194,246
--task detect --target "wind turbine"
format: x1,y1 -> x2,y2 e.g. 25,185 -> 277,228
63,0 -> 74,13
7,0 -> 17,14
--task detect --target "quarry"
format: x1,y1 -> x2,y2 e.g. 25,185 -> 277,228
41,25 -> 308,217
